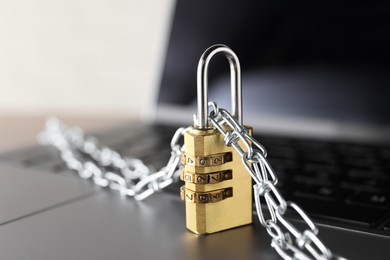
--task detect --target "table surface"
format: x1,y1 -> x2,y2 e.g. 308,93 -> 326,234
0,115 -> 129,152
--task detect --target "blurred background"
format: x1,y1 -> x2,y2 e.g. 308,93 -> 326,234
1,0 -> 389,150
0,0 -> 174,118
0,0 -> 174,149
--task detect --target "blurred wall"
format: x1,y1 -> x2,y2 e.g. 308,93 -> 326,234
0,0 -> 175,118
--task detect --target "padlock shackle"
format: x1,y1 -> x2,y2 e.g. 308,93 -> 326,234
197,44 -> 242,129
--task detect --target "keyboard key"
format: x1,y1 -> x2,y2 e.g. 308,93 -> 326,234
297,140 -> 330,150
294,186 -> 334,201
342,177 -> 390,191
303,163 -> 341,172
347,191 -> 389,207
343,157 -> 383,173
379,148 -> 390,160
302,164 -> 342,181
257,136 -> 292,147
267,158 -> 298,173
336,144 -> 375,157
293,174 -> 334,186
347,168 -> 388,178
293,184 -> 351,201
301,151 -> 337,165
292,197 -> 388,227
298,166 -> 340,182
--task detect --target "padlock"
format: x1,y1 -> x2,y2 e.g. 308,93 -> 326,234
180,44 -> 252,234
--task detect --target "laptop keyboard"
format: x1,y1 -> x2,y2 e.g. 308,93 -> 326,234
2,123 -> 390,236
263,135 -> 390,232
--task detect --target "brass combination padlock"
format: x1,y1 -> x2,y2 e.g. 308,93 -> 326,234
180,45 -> 252,234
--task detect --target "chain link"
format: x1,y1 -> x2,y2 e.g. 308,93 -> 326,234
208,101 -> 346,260
39,108 -> 346,260
38,118 -> 185,201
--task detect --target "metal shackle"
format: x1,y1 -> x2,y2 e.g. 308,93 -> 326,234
196,44 -> 242,129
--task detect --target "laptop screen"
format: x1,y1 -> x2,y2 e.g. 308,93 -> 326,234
156,1 -> 390,128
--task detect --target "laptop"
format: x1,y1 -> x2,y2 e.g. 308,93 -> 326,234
1,1 -> 390,259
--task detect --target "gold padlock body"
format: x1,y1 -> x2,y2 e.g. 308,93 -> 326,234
182,127 -> 252,234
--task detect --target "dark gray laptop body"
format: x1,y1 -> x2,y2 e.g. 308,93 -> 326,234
1,1 -> 390,259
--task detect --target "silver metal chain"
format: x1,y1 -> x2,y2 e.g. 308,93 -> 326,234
38,118 -> 185,201
207,102 -> 346,260
38,109 -> 345,260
